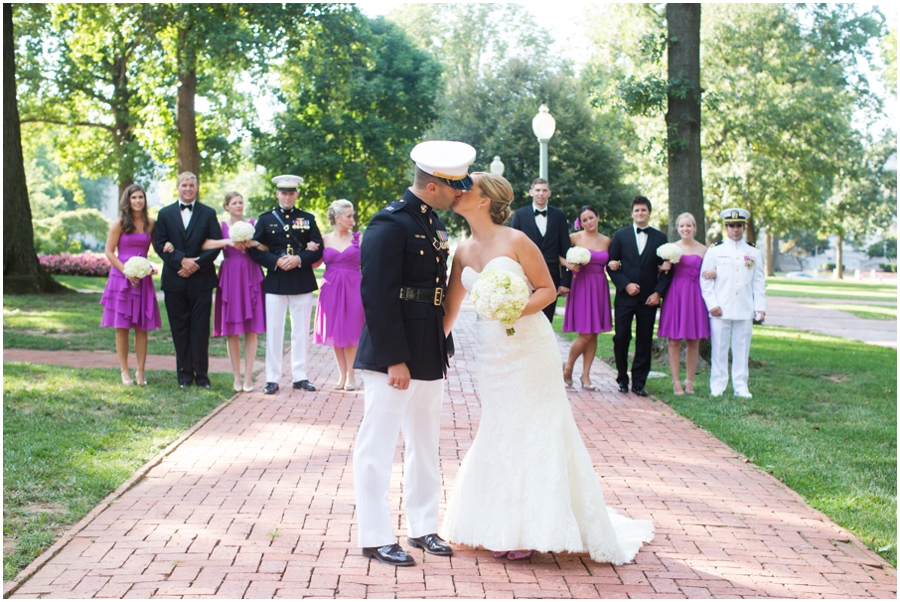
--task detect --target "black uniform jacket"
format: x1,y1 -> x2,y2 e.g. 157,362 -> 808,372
153,201 -> 222,292
249,205 -> 323,295
510,204 -> 571,287
354,189 -> 452,381
608,225 -> 672,307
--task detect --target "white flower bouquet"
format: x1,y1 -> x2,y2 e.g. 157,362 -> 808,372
565,246 -> 592,266
656,243 -> 683,264
229,221 -> 255,243
470,267 -> 530,336
122,256 -> 152,287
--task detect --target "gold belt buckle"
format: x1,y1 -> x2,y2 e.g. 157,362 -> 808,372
286,246 -> 294,256
433,287 -> 444,305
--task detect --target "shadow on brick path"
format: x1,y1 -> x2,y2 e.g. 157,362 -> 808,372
4,306 -> 896,598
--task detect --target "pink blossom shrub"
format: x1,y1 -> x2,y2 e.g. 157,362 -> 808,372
38,253 -> 111,276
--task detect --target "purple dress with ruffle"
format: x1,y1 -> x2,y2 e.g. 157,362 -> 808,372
563,249 -> 613,334
657,253 -> 710,339
213,220 -> 266,337
314,232 -> 365,347
100,232 -> 161,331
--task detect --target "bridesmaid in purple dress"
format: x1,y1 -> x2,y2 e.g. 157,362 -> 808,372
314,199 -> 365,391
657,212 -> 709,395
100,184 -> 162,386
199,192 -> 268,392
562,206 -> 615,391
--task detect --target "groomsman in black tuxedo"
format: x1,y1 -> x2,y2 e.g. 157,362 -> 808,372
153,172 -> 223,388
510,178 -> 571,322
608,196 -> 672,396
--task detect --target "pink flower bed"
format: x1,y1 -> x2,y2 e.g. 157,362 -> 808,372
38,253 -> 111,277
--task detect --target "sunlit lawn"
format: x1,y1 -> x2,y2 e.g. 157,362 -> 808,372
2,363 -> 232,581
799,301 -> 897,320
766,276 -> 897,301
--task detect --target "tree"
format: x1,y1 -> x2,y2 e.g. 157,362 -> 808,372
254,11 -> 442,221
392,4 -> 634,234
15,3 -> 161,196
3,4 -> 66,293
665,4 -> 704,243
701,4 -> 886,274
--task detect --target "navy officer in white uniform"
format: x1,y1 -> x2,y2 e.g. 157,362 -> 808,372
353,141 -> 475,567
700,208 -> 766,398
249,175 -> 323,395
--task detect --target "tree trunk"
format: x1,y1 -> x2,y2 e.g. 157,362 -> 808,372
665,4 -> 704,243
176,68 -> 200,177
3,4 -> 67,294
835,232 -> 844,279
765,229 -> 775,276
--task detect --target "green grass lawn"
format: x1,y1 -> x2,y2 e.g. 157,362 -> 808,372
766,277 -> 897,301
799,302 -> 897,320
647,327 -> 897,567
2,364 -> 232,581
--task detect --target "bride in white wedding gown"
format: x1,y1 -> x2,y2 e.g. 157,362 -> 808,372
440,172 -> 653,564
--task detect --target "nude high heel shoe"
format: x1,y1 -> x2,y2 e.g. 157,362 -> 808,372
562,362 -> 573,387
121,370 -> 134,386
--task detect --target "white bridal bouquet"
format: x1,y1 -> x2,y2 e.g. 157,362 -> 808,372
656,243 -> 683,264
122,256 -> 152,287
565,246 -> 592,267
470,268 -> 529,336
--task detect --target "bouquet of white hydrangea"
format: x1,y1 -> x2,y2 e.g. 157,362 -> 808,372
656,243 -> 683,264
229,220 -> 255,243
122,256 -> 152,287
470,267 -> 530,336
565,246 -> 591,266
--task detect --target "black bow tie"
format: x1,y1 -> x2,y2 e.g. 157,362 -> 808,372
534,209 -> 547,217
180,203 -> 193,212
636,227 -> 649,234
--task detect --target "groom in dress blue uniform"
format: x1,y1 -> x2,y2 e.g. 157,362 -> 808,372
510,178 -> 571,322
608,196 -> 672,396
353,140 -> 475,567
249,175 -> 323,395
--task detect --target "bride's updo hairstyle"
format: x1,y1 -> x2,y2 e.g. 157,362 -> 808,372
473,172 -> 513,225
326,199 -> 353,225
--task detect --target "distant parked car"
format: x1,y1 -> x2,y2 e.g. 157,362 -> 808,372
785,271 -> 816,279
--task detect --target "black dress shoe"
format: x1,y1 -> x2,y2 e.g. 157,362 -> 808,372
632,386 -> 648,397
362,543 -> 415,567
264,382 -> 279,395
617,383 -> 629,394
407,534 -> 453,556
293,380 -> 316,391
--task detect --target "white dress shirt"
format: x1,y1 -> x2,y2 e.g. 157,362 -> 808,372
633,224 -> 649,255
532,203 -> 548,237
180,201 -> 195,229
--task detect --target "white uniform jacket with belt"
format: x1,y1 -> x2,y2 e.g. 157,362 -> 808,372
699,238 -> 766,320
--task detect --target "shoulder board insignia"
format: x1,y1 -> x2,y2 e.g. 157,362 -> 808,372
746,241 -> 757,248
713,240 -> 724,246
383,200 -> 405,213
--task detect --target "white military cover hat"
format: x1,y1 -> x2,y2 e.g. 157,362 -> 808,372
410,140 -> 476,190
272,174 -> 304,191
721,207 -> 750,224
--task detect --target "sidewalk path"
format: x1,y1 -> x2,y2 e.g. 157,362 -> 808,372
764,296 -> 897,348
5,307 -> 896,598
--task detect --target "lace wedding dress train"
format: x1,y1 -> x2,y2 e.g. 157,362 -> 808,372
440,256 -> 653,564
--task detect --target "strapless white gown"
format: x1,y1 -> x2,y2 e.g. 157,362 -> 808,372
440,256 -> 654,564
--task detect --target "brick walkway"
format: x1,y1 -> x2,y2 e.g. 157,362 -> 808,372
4,307 -> 896,598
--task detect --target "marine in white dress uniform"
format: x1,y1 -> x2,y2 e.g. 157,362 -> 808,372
699,208 -> 766,398
353,141 -> 476,567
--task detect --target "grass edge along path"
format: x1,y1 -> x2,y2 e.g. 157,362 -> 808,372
2,364 -> 234,584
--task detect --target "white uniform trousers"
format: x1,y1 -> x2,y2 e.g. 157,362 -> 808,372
709,317 -> 753,396
265,293 -> 313,384
354,372 -> 444,548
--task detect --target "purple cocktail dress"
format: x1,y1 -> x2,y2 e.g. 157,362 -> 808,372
563,249 -> 613,334
314,231 -> 365,347
213,220 -> 266,337
657,253 -> 710,339
100,232 -> 161,331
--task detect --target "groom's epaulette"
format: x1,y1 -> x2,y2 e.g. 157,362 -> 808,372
383,200 -> 406,213
713,240 -> 724,247
746,241 -> 757,248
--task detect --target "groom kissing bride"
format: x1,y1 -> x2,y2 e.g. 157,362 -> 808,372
353,141 -> 653,567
